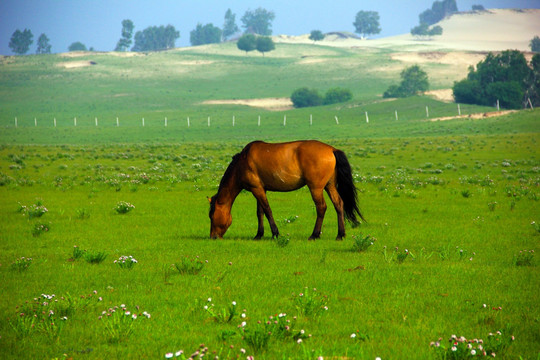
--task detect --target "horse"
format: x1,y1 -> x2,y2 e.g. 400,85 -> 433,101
208,140 -> 364,240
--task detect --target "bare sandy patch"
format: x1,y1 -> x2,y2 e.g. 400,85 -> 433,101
177,60 -> 215,66
108,52 -> 141,58
297,57 -> 328,65
202,97 -> 293,111
59,51 -> 94,58
57,60 -> 96,69
425,89 -> 454,102
429,110 -> 517,121
391,51 -> 486,67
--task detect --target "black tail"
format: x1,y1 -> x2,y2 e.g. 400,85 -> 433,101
334,150 -> 365,226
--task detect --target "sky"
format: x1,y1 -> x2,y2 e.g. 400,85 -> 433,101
1,0 -> 539,55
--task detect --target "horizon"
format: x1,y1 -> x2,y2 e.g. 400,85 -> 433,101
1,0 -> 539,55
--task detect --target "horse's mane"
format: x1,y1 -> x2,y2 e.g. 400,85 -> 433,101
218,152 -> 242,191
209,151 -> 242,218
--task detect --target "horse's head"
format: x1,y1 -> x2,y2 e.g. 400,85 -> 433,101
208,195 -> 232,239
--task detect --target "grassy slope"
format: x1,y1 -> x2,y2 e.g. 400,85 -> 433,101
0,43 -> 538,359
0,42 -> 489,126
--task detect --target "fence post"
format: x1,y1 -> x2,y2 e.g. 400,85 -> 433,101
232,115 -> 235,127
34,118 -> 37,127
165,117 -> 167,127
496,99 -> 500,111
116,117 -> 119,127
365,111 -> 369,123
187,117 -> 190,127
54,118 -> 57,127
334,116 -> 339,125
142,118 -> 145,127
310,114 -> 312,126
208,117 -> 210,127
395,111 -> 398,121
458,104 -> 461,116
258,115 -> 260,126
426,106 -> 429,118
15,117 -> 17,127
283,115 -> 286,126
95,117 -> 98,126
528,98 -> 534,110
74,117 -> 77,126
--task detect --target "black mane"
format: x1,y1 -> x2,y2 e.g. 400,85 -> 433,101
209,152 -> 242,218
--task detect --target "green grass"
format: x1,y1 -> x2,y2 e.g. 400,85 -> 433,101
0,42 -> 538,359
0,128 -> 538,358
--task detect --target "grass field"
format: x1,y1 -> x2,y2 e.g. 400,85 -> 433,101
0,43 -> 539,359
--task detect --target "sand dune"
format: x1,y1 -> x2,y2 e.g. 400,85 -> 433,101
274,9 -> 540,52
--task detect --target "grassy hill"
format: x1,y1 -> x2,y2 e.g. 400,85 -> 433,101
2,40 -> 525,146
0,41 -> 495,134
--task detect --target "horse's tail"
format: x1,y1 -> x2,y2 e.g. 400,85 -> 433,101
334,150 -> 365,226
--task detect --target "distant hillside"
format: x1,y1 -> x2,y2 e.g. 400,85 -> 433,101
274,9 -> 540,52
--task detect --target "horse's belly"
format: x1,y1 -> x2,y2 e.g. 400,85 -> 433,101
262,171 -> 305,192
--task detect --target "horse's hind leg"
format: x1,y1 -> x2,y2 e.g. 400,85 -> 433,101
326,184 -> 346,240
251,188 -> 280,238
308,187 -> 327,240
254,200 -> 265,240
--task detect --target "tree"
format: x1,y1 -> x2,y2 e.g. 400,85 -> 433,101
411,23 -> 443,39
237,34 -> 257,54
528,54 -> 540,105
400,65 -> 429,95
353,11 -> 381,39
309,30 -> 325,42
256,36 -> 275,56
132,25 -> 179,52
241,8 -> 275,35
419,0 -> 458,26
36,33 -> 51,54
452,50 -> 538,109
291,88 -> 322,108
9,29 -> 33,55
115,19 -> 134,51
530,36 -> 540,52
383,65 -> 429,98
68,41 -> 87,51
190,23 -> 222,46
223,9 -> 239,41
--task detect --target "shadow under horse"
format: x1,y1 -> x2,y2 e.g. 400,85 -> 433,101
209,140 -> 364,240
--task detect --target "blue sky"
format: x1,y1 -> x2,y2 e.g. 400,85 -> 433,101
1,0 -> 538,55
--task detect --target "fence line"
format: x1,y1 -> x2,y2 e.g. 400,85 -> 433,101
7,103 -> 513,128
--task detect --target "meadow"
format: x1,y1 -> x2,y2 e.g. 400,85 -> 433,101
0,43 -> 539,359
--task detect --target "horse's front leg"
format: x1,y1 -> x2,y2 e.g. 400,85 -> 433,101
254,200 -> 264,240
251,188 -> 280,238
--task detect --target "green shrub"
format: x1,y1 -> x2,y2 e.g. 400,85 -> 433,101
291,87 -> 322,108
324,87 -> 352,105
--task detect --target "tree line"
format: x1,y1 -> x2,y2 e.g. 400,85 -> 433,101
7,1 -> 540,58
6,1 -> 457,55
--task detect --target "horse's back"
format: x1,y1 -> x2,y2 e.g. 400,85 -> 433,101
242,140 -> 337,191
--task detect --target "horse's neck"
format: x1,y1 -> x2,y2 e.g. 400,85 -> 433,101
216,174 -> 242,210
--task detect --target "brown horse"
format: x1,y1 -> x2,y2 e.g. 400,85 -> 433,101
209,140 -> 364,240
